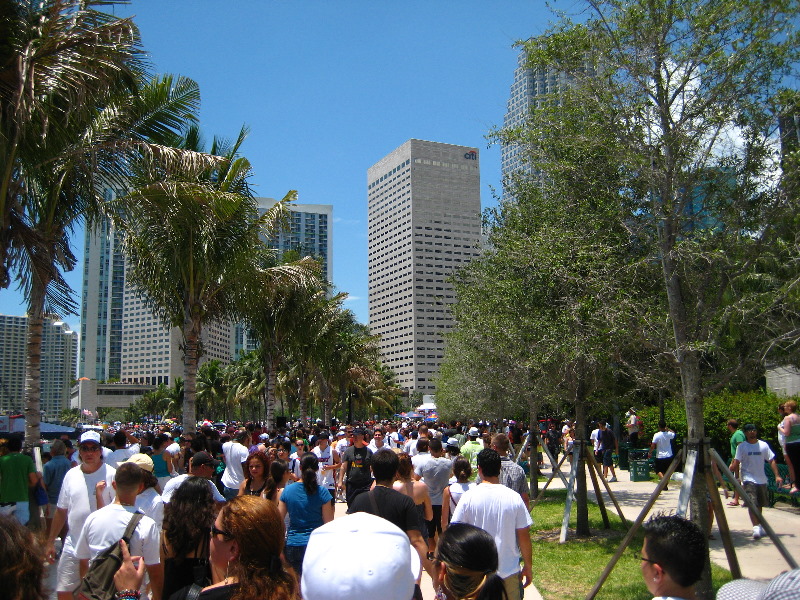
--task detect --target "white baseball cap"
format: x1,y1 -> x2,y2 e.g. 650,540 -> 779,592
301,512 -> 420,600
79,430 -> 102,445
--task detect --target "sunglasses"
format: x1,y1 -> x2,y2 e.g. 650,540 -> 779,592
211,524 -> 233,539
633,550 -> 658,565
79,444 -> 101,452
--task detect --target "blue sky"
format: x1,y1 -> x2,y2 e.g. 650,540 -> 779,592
0,0 -> 570,326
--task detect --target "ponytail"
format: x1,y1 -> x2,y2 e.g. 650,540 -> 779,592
300,453 -> 319,496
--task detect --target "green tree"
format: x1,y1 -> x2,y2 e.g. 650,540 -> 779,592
2,0 -> 213,447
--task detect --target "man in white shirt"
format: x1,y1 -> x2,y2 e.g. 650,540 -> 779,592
367,426 -> 393,454
106,429 -> 141,469
450,448 -> 533,600
161,452 -> 226,505
220,430 -> 250,500
45,431 -> 116,600
312,435 -> 339,502
648,421 -> 676,480
411,438 -> 432,471
75,462 -> 163,600
730,424 -> 782,539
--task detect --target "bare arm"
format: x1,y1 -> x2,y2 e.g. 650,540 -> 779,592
80,558 -> 89,579
146,562 -> 164,600
770,459 -> 782,483
46,507 -> 67,561
422,487 -> 433,522
407,529 -> 436,581
516,527 -> 533,588
278,500 -> 288,521
321,501 -> 334,524
440,486 -> 451,531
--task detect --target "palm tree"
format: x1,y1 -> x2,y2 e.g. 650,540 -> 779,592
2,1 -> 219,447
197,360 -> 227,422
225,351 -> 267,422
117,127 -> 316,433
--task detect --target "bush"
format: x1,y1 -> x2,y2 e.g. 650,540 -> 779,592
633,390 -> 789,462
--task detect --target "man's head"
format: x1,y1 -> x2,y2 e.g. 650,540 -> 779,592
113,430 -> 127,448
6,436 -> 22,453
727,418 -> 740,432
78,431 -> 103,469
467,426 -> 480,439
372,428 -> 385,444
476,448 -> 501,478
416,438 -> 429,454
191,451 -> 219,478
641,515 -> 706,593
658,420 -> 667,430
491,433 -> 511,456
113,462 -> 145,499
371,447 -> 399,482
429,438 -> 443,456
744,423 -> 758,441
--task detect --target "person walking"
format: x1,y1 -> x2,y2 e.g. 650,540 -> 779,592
779,399 -> 800,495
729,424 -> 782,539
726,419 -> 746,506
338,427 -> 374,507
0,435 -> 38,526
220,430 -> 250,501
598,422 -> 619,482
450,449 -> 533,600
649,421 -> 676,482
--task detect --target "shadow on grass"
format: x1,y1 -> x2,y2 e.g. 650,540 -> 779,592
529,490 -> 732,600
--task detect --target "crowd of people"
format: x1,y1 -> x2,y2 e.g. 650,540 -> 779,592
0,413 -> 798,600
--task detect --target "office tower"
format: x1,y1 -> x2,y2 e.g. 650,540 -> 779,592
233,198 -> 333,357
367,139 -> 482,396
0,314 -> 77,419
501,43 -> 574,191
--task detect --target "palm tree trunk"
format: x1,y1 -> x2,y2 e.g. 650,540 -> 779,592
182,317 -> 200,434
264,356 -> 277,430
24,283 -> 46,449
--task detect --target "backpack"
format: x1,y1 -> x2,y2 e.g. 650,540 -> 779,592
75,512 -> 144,600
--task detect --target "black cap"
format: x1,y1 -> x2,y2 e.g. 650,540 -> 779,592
192,451 -> 219,468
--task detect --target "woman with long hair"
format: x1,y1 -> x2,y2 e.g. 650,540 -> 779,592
161,477 -> 216,599
393,452 -> 433,545
441,457 -> 476,530
238,451 -> 270,497
433,523 -> 508,600
202,495 -> 299,600
264,458 -> 292,506
278,453 -> 334,576
0,515 -> 46,600
779,399 -> 800,494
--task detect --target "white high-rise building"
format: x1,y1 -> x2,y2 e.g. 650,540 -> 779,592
232,198 -> 333,357
501,43 -> 575,191
367,139 -> 482,396
0,314 -> 77,419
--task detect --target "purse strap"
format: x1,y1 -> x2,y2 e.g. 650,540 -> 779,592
122,512 -> 144,545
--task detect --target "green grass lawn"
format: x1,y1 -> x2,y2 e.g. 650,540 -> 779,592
529,489 -> 733,599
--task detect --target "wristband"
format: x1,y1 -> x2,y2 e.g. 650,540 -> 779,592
115,590 -> 141,600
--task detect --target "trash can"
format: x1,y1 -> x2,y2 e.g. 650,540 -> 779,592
619,442 -> 630,470
630,459 -> 651,482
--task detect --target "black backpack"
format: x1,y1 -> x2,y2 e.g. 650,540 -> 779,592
76,512 -> 144,600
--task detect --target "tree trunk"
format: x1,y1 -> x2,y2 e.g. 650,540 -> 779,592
574,381 -> 590,537
182,317 -> 200,434
265,357 -> 277,430
24,284 -> 46,450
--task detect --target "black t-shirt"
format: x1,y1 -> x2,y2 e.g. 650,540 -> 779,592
342,445 -> 373,488
347,485 -> 421,533
600,429 -> 615,451
545,429 -> 561,447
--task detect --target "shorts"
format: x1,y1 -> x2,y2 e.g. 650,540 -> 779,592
56,551 -> 81,593
602,449 -> 614,467
427,505 -> 443,539
655,457 -> 673,475
742,481 -> 768,511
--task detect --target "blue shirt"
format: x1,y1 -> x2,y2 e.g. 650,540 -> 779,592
43,455 -> 72,504
280,481 -> 332,547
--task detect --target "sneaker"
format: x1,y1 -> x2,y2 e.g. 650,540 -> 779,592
609,476 -> 618,482
753,526 -> 762,540
758,526 -> 767,539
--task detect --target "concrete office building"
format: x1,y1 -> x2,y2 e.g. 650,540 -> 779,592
367,139 -> 482,396
0,314 -> 77,419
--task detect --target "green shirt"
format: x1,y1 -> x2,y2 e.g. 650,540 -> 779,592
729,429 -> 746,460
0,452 -> 35,503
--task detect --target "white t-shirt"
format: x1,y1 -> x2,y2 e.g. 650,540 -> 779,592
74,504 -> 160,566
590,429 -> 601,452
221,441 -> 249,489
165,442 -> 181,474
651,431 -> 675,458
313,445 -> 336,489
405,439 -> 419,456
367,441 -> 393,454
735,440 -> 774,485
106,444 -> 141,470
628,414 -> 640,434
451,482 -> 533,578
56,463 -> 117,554
161,474 -> 225,503
134,486 -> 164,528
411,452 -> 431,471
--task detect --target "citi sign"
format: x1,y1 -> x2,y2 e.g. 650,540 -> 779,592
464,150 -> 478,160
